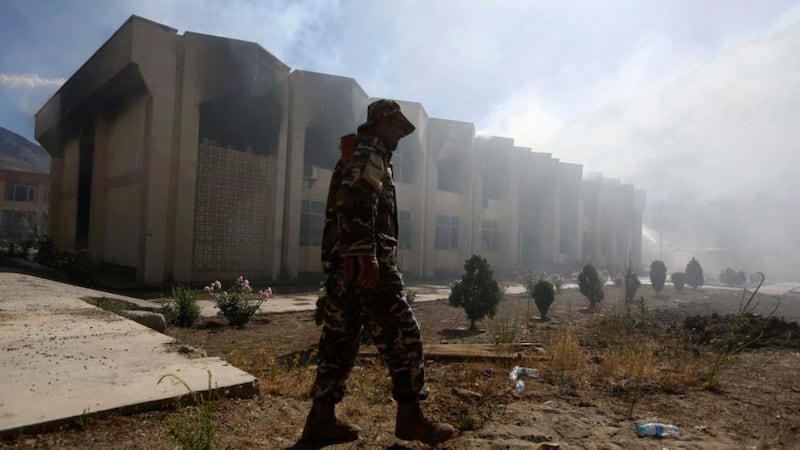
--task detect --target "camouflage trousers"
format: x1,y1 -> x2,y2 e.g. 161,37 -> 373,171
310,268 -> 427,404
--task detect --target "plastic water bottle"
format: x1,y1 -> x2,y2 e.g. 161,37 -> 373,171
509,366 -> 540,380
510,366 -> 540,392
636,423 -> 680,437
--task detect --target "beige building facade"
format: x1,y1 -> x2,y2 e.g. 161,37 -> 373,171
0,169 -> 50,241
35,16 -> 644,285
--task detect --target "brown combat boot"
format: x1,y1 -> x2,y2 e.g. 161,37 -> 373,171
395,402 -> 455,445
300,401 -> 361,444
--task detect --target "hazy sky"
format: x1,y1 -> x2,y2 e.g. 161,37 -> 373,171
1,0 -> 799,276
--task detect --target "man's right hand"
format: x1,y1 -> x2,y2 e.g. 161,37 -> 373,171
344,255 -> 379,289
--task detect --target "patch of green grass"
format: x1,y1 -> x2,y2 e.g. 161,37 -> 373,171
158,371 -> 217,450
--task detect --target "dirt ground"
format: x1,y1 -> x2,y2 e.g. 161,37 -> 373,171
3,283 -> 800,449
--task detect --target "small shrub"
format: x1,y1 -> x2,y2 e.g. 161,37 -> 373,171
685,257 -> 704,290
671,272 -> 686,293
456,411 -> 478,431
161,285 -> 201,327
649,260 -> 667,295
720,268 -> 747,286
623,265 -> 641,304
448,255 -> 502,330
33,239 -> 95,283
206,277 -> 271,327
578,263 -> 604,311
491,312 -> 522,344
532,279 -> 556,321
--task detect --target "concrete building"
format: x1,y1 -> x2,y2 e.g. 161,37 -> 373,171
35,17 -> 290,283
0,169 -> 50,241
581,175 -> 645,272
35,16 -> 646,285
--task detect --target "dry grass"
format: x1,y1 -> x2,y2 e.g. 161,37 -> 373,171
599,339 -> 658,380
546,327 -> 585,373
224,346 -> 316,398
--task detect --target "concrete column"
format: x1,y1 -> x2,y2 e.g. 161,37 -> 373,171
48,155 -> 64,246
544,187 -> 559,265
574,195 -> 583,264
88,114 -> 110,263
422,151 -> 438,277
132,22 -> 179,284
268,83 -> 290,279
506,152 -> 524,270
412,152 -> 426,277
468,163 -> 481,259
171,44 -> 198,283
282,83 -> 306,277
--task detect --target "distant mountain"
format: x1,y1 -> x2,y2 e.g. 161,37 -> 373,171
0,127 -> 50,173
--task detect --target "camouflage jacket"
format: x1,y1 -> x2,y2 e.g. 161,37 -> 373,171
321,133 -> 398,274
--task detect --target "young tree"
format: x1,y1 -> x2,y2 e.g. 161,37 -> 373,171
624,266 -> 641,304
671,272 -> 686,293
649,260 -> 667,295
578,263 -> 604,311
532,279 -> 556,321
720,267 -> 736,286
448,255 -> 502,330
685,257 -> 705,290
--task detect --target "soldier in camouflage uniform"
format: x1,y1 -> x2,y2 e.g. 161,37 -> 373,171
301,100 -> 455,445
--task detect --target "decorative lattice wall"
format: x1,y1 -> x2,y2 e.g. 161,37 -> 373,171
192,143 -> 275,273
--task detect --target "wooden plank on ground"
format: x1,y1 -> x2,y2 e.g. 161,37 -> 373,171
358,343 -> 549,362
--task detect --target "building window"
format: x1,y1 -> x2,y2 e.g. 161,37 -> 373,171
435,215 -> 459,249
5,184 -> 36,202
398,211 -> 411,249
481,220 -> 498,251
300,200 -> 326,246
0,210 -> 37,240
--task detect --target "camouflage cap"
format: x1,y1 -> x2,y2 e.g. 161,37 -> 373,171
357,99 -> 416,137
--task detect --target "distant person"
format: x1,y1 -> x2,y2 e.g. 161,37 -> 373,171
301,100 -> 454,445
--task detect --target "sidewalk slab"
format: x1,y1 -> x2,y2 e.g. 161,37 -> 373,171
0,272 -> 257,437
147,284 -> 456,318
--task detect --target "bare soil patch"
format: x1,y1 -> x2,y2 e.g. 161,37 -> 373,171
3,285 -> 800,449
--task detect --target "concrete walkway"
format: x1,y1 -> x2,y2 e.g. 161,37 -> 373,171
0,272 -> 257,437
150,282 -> 528,318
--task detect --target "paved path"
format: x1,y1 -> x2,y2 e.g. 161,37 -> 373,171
0,272 -> 257,437
149,282 -> 528,318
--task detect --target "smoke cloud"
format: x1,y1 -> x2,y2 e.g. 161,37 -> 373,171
0,73 -> 66,89
493,20 -> 800,280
